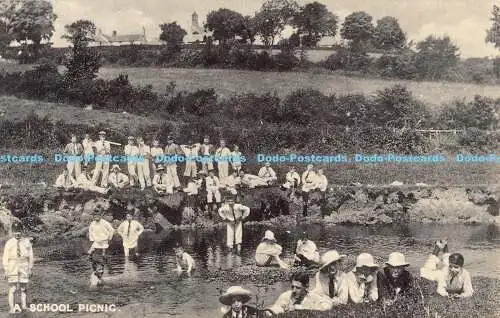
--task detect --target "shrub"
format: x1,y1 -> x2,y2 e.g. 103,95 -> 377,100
370,85 -> 430,128
375,53 -> 418,79
279,89 -> 331,124
323,47 -> 371,72
458,128 -> 499,152
247,51 -> 275,70
272,51 -> 299,71
438,96 -> 500,130
220,93 -> 281,122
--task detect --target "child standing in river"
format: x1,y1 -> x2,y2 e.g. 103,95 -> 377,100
2,221 -> 34,313
174,246 -> 195,277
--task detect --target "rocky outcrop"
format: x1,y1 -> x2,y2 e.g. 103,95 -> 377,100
0,184 -> 498,240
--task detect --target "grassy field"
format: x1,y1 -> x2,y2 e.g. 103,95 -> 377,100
3,61 -> 500,109
97,67 -> 500,108
0,95 -> 163,129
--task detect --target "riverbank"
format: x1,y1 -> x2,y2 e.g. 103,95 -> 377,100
0,183 -> 498,241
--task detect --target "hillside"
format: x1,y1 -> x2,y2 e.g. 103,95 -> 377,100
97,67 -> 500,108
0,95 -> 162,129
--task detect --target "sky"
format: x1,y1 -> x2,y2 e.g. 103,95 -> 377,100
50,0 -> 500,58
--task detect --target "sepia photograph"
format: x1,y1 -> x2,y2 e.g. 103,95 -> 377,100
0,0 -> 498,317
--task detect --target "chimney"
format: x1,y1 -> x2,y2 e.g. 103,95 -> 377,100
142,26 -> 146,40
112,30 -> 117,37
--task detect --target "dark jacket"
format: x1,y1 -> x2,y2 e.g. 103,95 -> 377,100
222,306 -> 258,318
377,267 -> 413,301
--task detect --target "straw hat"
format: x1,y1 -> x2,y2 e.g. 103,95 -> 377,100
353,253 -> 378,271
127,136 -> 135,140
98,131 -> 106,136
111,164 -> 121,172
320,250 -> 346,270
385,252 -> 409,267
157,165 -> 165,172
262,230 -> 276,242
219,286 -> 252,306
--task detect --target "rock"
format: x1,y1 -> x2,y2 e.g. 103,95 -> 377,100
40,213 -> 71,233
353,189 -> 369,203
390,181 -> 404,186
379,214 -> 393,224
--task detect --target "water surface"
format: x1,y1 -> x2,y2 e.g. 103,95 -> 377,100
0,223 -> 498,317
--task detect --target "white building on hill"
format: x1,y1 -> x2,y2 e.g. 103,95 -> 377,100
90,28 -> 148,46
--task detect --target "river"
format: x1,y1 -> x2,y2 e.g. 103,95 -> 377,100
0,223 -> 498,317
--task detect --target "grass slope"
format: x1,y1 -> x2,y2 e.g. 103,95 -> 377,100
98,67 -> 500,108
0,95 -> 162,129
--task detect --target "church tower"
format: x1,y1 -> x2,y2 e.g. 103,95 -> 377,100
191,12 -> 202,34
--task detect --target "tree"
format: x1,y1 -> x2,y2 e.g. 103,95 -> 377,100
205,9 -> 245,48
414,35 -> 460,80
241,15 -> 258,45
0,20 -> 12,52
373,16 -> 406,51
159,22 -> 187,53
486,5 -> 500,49
254,0 -> 299,50
8,0 -> 57,58
62,20 -> 101,83
292,1 -> 338,47
340,11 -> 374,51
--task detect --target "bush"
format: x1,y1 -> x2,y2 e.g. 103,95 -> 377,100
370,85 -> 430,128
279,89 -> 331,124
375,53 -> 418,79
272,51 -> 299,71
247,51 -> 275,71
458,128 -> 499,152
438,96 -> 500,130
323,47 -> 371,72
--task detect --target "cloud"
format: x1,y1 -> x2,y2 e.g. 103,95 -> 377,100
410,17 -> 499,58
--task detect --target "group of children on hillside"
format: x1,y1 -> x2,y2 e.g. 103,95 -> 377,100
54,132 -> 330,216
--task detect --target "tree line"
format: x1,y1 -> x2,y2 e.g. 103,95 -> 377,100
1,1 -> 500,82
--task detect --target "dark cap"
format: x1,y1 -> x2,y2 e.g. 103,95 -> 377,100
449,253 -> 464,267
11,221 -> 23,233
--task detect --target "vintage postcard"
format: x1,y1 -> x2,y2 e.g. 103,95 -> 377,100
0,0 -> 498,317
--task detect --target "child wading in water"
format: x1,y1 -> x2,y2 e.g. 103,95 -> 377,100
90,251 -> 105,288
2,221 -> 34,313
174,246 -> 195,277
87,212 -> 115,257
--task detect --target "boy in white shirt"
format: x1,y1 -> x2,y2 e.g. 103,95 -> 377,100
116,213 -> 144,257
174,246 -> 195,277
258,163 -> 278,185
87,213 -> 115,257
